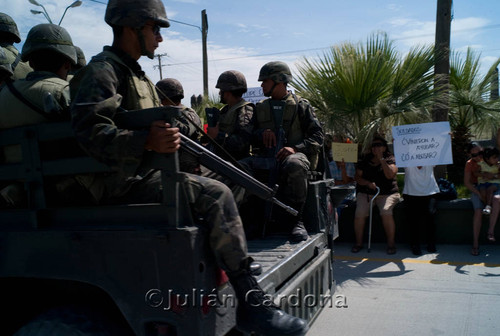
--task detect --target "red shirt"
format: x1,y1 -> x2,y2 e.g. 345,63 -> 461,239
465,158 -> 480,184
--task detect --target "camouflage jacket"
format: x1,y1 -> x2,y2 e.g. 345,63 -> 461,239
215,99 -> 254,160
176,104 -> 203,174
0,71 -> 70,163
252,92 -> 324,164
70,46 -> 161,200
0,44 -> 32,81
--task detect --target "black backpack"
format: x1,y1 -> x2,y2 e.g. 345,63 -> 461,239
436,178 -> 458,200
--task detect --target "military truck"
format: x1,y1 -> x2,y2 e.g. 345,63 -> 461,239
0,107 -> 351,335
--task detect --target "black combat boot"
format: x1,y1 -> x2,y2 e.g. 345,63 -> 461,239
229,268 -> 308,336
286,202 -> 308,242
290,221 -> 308,242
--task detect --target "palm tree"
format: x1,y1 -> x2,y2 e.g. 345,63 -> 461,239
292,32 -> 439,152
447,47 -> 500,182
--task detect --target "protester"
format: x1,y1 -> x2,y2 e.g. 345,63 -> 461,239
476,146 -> 500,215
464,143 -> 500,256
328,133 -> 356,186
403,166 -> 440,255
352,135 -> 399,254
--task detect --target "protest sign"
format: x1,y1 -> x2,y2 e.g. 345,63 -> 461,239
242,87 -> 266,104
392,121 -> 453,168
331,142 -> 358,163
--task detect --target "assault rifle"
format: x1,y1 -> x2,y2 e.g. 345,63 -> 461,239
114,106 -> 298,216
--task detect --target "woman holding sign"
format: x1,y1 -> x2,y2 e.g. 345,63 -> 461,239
352,135 -> 400,254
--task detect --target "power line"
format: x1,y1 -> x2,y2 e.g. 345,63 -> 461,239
164,47 -> 329,67
87,0 -> 107,4
164,23 -> 500,68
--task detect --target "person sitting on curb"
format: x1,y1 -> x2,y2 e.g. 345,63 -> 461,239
464,143 -> 500,256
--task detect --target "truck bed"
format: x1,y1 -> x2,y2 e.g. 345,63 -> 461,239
249,233 -> 333,322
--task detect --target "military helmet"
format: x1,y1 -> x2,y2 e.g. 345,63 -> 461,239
258,61 -> 292,83
74,46 -> 86,68
156,78 -> 184,99
105,0 -> 170,28
0,47 -> 13,76
21,24 -> 77,65
0,13 -> 21,44
216,70 -> 247,92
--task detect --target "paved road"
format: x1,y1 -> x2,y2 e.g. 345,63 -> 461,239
308,242 -> 500,336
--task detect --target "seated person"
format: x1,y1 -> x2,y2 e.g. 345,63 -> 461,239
477,146 -> 500,215
0,23 -> 77,208
352,135 -> 399,255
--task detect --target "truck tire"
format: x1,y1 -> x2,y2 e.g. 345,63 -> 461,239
13,306 -> 128,336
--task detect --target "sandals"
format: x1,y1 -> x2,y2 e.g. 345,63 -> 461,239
386,246 -> 397,255
351,245 -> 363,253
487,234 -> 496,242
471,247 -> 480,256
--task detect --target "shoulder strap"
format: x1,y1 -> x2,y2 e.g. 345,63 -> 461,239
11,53 -> 21,72
6,81 -> 59,121
230,99 -> 254,129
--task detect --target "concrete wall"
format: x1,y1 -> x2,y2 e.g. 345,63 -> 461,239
337,198 -> 500,246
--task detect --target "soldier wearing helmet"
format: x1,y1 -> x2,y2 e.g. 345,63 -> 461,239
206,70 -> 254,160
0,12 -> 33,82
0,23 -> 77,207
69,2 -> 307,335
0,23 -> 76,144
241,61 -> 324,243
156,78 -> 203,175
67,46 -> 87,81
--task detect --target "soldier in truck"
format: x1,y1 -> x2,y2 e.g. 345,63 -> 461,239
68,0 -> 308,335
241,61 -> 324,242
0,23 -> 78,208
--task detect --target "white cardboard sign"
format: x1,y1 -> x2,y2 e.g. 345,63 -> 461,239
392,121 -> 453,167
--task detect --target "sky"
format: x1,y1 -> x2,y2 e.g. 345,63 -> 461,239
3,0 -> 500,107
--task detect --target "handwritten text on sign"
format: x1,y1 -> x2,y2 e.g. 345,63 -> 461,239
392,122 -> 453,167
331,142 -> 358,163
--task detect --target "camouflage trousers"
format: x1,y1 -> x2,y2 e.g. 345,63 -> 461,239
106,170 -> 249,273
240,152 -> 310,204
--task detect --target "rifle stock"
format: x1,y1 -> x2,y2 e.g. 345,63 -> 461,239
114,106 -> 298,216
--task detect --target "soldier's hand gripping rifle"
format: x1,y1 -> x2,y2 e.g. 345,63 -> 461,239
114,106 -> 298,216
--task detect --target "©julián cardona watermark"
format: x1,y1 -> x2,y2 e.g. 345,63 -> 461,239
145,288 -> 348,311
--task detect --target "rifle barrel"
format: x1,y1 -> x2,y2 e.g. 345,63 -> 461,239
179,133 -> 298,216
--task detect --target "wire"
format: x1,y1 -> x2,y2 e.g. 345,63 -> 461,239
86,0 -> 107,4
164,47 -> 329,67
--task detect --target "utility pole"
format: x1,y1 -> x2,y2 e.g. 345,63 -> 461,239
201,9 -> 209,99
491,68 -> 499,101
433,0 -> 452,122
433,0 -> 452,179
154,53 -> 168,79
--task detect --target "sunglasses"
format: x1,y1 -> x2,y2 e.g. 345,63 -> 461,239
471,152 -> 483,157
371,143 -> 385,147
144,24 -> 161,36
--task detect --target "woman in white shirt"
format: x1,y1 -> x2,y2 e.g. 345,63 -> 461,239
403,166 -> 440,255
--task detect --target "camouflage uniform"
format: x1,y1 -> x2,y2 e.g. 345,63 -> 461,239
0,47 -> 13,82
212,70 -> 254,160
156,78 -> 203,174
0,23 -> 76,207
249,92 -> 323,204
175,105 -> 203,174
239,62 -> 323,242
0,13 -> 32,82
70,46 -> 248,272
69,2 -> 308,334
0,23 -> 76,163
214,101 -> 254,160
